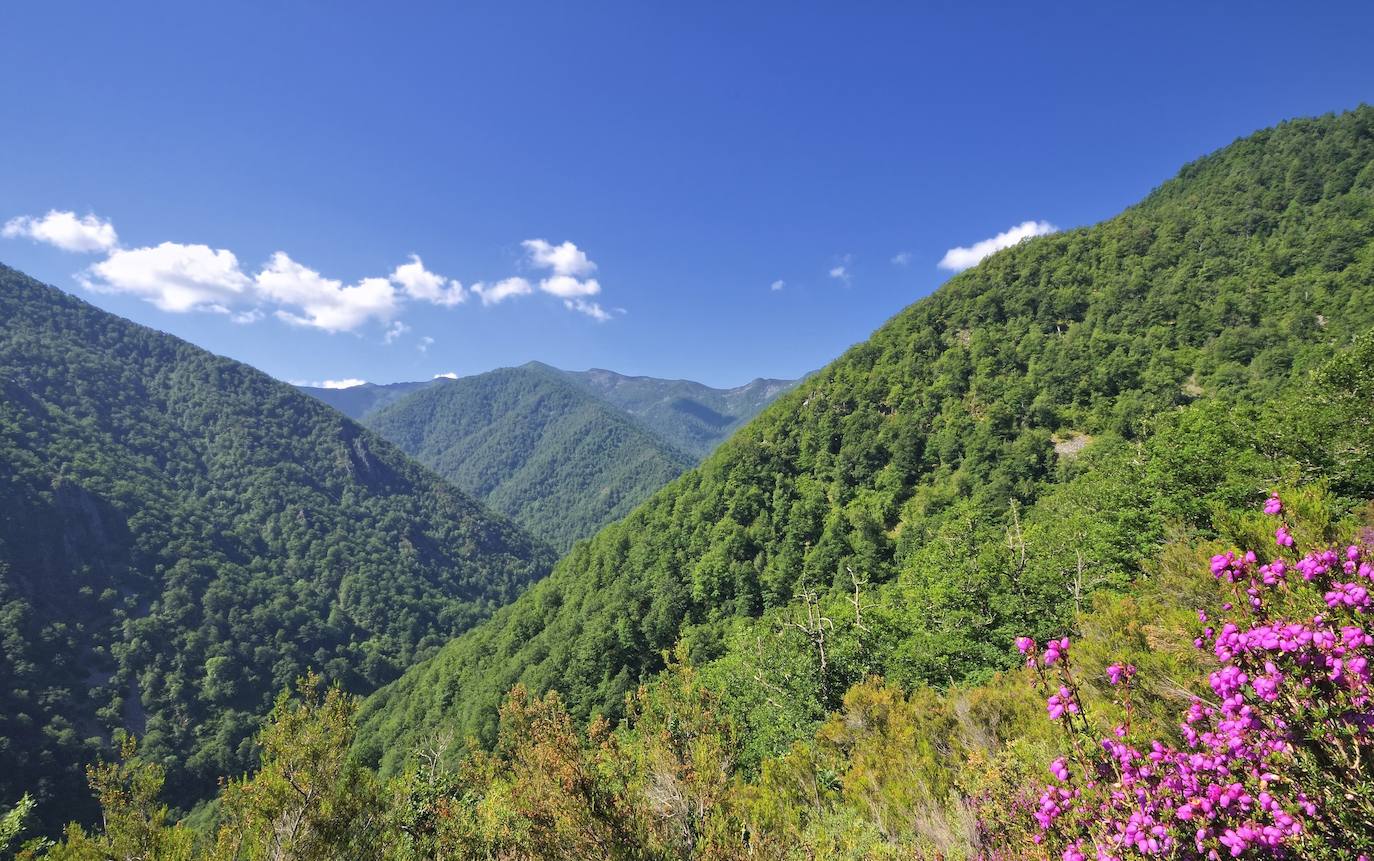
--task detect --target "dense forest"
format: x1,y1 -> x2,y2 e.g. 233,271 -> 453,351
354,107 -> 1374,778
4,107 -> 1374,859
362,364 -> 696,551
0,271 -> 554,832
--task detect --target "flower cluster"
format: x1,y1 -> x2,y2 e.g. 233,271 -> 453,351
1014,493 -> 1374,859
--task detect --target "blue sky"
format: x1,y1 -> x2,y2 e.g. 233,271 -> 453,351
2,2 -> 1372,388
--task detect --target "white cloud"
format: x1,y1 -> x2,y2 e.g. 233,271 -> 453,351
891,251 -> 912,266
522,239 -> 606,307
539,274 -> 601,299
470,276 -> 533,306
296,378 -> 368,389
17,208 -> 618,330
522,239 -> 596,277
433,371 -> 459,380
938,220 -> 1057,272
418,335 -> 434,353
829,265 -> 851,287
3,210 -> 119,253
390,254 -> 465,306
80,242 -> 252,312
256,252 -> 399,332
564,297 -> 612,321
771,279 -> 785,292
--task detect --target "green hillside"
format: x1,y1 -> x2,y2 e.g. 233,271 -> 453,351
561,365 -> 799,459
0,269 -> 554,828
363,364 -> 696,551
355,107 -> 1374,775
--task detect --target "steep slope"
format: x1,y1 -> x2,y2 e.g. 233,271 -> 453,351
296,380 -> 434,420
355,107 -> 1374,772
561,364 -> 799,459
363,364 -> 695,551
0,268 -> 554,825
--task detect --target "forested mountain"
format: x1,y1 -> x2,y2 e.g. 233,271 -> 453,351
26,329 -> 1374,861
295,380 -> 433,421
561,364 -> 799,459
355,107 -> 1374,775
297,366 -> 796,548
298,366 -> 796,461
362,364 -> 695,551
0,268 -> 554,830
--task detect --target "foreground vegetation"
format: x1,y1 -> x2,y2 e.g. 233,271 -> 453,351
7,472 -> 1371,857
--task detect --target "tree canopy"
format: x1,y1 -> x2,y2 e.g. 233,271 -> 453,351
0,270 -> 553,830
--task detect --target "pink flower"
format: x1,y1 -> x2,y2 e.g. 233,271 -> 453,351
1264,493 -> 1282,515
1008,494 -> 1372,859
1043,637 -> 1070,666
1050,757 -> 1070,781
1275,525 -> 1295,548
1106,663 -> 1135,686
1046,686 -> 1078,720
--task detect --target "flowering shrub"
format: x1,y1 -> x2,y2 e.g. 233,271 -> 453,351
1017,494 -> 1374,859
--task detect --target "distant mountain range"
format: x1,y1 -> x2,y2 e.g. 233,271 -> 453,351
298,363 -> 798,548
292,379 -> 433,421
559,365 -> 798,459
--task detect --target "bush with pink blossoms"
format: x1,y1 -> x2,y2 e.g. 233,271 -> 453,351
1016,493 -> 1374,859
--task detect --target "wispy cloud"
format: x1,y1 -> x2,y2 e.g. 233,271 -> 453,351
3,210 -> 118,253
890,251 -> 912,266
828,254 -> 854,287
383,320 -> 411,344
564,297 -> 612,321
470,277 -> 533,306
938,220 -> 1057,272
770,279 -> 785,292
417,335 -> 434,353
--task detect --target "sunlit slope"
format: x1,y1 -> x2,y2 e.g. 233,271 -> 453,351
355,107 -> 1374,773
